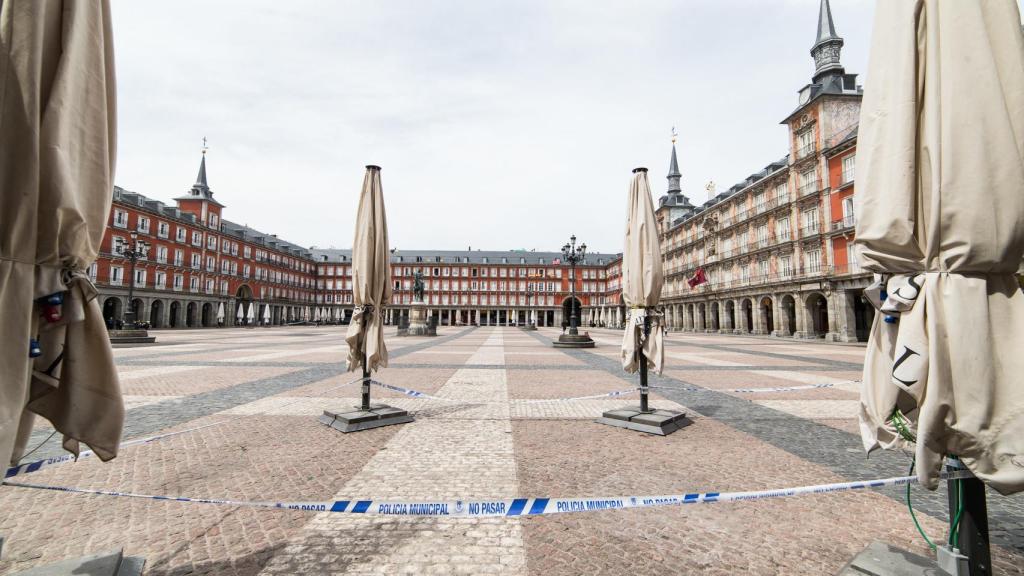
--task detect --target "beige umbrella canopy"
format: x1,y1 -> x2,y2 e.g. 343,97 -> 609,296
855,0 -> 1024,495
0,0 -> 124,466
620,168 -> 665,374
345,166 -> 393,374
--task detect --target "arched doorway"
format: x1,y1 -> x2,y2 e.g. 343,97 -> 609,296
851,292 -> 874,342
741,299 -> 753,333
150,300 -> 163,328
235,285 -> 253,326
186,302 -> 197,327
561,296 -> 581,328
687,303 -> 695,331
696,303 -> 706,331
169,301 -> 181,328
201,303 -> 214,327
806,293 -> 829,337
102,297 -> 122,325
710,302 -> 720,331
131,298 -> 143,323
780,295 -> 796,336
725,300 -> 735,331
760,297 -> 774,334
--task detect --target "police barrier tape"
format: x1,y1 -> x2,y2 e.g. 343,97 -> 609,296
645,380 -> 859,394
5,375 -> 369,481
370,379 -> 858,403
2,470 -> 973,517
369,380 -> 640,403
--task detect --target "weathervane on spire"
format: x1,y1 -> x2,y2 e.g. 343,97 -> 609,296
671,126 -> 677,144
202,136 -> 208,155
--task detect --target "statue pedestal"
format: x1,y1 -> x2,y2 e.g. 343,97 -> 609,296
401,300 -> 434,337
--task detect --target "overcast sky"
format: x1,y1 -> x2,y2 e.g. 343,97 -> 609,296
112,0 -> 882,254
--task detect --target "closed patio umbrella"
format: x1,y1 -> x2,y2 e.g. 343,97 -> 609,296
313,307 -> 321,322
319,165 -> 410,433
620,167 -> 666,380
856,0 -> 1024,496
1,0 -> 124,465
235,303 -> 244,323
598,168 -> 687,436
217,302 -> 225,324
247,302 -> 256,324
262,303 -> 271,325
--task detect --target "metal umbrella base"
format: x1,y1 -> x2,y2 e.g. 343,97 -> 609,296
320,404 -> 413,433
596,406 -> 690,436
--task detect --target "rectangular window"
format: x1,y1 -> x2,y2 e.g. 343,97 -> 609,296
780,256 -> 792,278
110,266 -> 123,285
174,249 -> 184,266
176,227 -> 186,242
802,209 -> 820,235
173,274 -> 184,290
774,182 -> 788,202
156,245 -> 168,263
192,231 -> 202,246
137,216 -> 150,233
207,235 -> 218,250
113,209 -> 128,228
191,253 -> 200,269
805,249 -> 822,273
155,271 -> 166,289
190,277 -> 199,292
777,218 -> 791,241
841,154 -> 856,184
799,169 -> 817,196
157,221 -> 169,238
134,269 -> 146,286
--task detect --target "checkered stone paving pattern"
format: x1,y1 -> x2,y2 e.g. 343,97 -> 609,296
1,326 -> 1022,575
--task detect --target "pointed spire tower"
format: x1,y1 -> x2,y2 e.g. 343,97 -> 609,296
189,137 -> 213,198
666,132 -> 682,194
176,137 -> 224,218
656,128 -> 695,222
810,0 -> 845,83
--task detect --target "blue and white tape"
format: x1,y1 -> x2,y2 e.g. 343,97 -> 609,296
5,421 -> 227,480
370,380 -> 640,404
370,379 -> 857,403
2,470 -> 972,517
6,374 -> 370,481
645,380 -> 858,394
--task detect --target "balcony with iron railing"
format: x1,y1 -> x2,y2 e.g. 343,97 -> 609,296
798,181 -> 820,197
831,215 -> 856,232
796,141 -> 818,160
800,222 -> 822,238
840,169 -> 855,187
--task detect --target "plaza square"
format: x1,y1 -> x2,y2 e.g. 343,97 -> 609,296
1,326 -> 1022,575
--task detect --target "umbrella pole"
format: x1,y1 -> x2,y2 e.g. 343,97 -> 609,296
639,312 -> 650,413
360,347 -> 371,411
946,458 -> 991,575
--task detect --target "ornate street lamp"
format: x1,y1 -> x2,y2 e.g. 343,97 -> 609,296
561,235 -> 586,335
553,235 -> 595,348
524,273 -> 542,330
120,230 -> 149,327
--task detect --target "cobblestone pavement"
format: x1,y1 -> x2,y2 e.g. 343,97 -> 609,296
1,326 -> 1022,575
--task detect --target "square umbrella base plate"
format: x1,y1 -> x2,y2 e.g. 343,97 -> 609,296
320,404 -> 413,433
836,541 -> 940,576
595,406 -> 691,436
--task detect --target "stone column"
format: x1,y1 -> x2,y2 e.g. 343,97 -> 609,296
828,291 -> 857,342
793,295 -> 809,338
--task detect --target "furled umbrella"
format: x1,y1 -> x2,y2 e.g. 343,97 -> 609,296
1,0 -> 124,466
235,303 -> 244,325
262,303 -> 271,326
855,0 -> 1024,566
247,302 -> 256,326
217,302 -> 225,325
313,307 -> 321,323
346,166 -> 393,408
620,168 -> 666,408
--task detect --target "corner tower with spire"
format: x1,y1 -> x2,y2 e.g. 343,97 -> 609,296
781,0 -> 862,161
175,138 -> 225,229
656,130 -> 696,231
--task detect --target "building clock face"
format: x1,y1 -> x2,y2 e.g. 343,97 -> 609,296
799,89 -> 811,105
